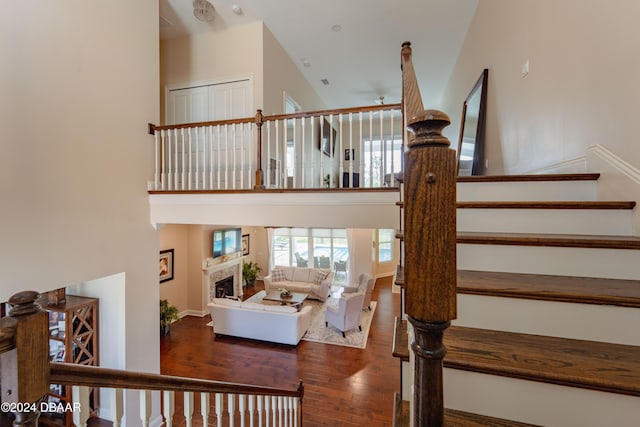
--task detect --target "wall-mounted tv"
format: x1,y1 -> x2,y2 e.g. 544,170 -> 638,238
213,228 -> 241,258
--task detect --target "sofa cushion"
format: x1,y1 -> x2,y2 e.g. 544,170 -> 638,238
263,304 -> 298,313
240,301 -> 265,311
271,268 -> 287,282
212,298 -> 241,307
292,268 -> 311,282
313,270 -> 329,285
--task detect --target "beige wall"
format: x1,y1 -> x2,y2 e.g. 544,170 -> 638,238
262,25 -> 326,115
1,1 -> 160,422
441,0 -> 640,174
160,21 -> 264,123
159,225 -> 190,312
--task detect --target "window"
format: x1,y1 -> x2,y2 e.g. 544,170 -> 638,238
376,229 -> 394,263
363,138 -> 402,187
271,228 -> 348,269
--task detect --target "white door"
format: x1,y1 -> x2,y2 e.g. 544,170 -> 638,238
166,79 -> 254,189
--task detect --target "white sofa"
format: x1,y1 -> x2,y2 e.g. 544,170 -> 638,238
207,291 -> 312,345
263,266 -> 334,302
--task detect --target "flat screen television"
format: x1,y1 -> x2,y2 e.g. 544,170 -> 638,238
213,228 -> 241,258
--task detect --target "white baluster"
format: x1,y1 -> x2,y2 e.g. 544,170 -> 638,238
261,395 -> 267,427
201,392 -> 210,426
173,128 -> 179,190
109,388 -> 124,427
274,120 -> 279,188
310,117 -> 315,187
180,128 -> 185,190
293,397 -> 299,427
390,109 -> 395,186
338,113 -> 344,188
139,389 -> 152,427
228,393 -> 236,426
265,121 -> 271,187
282,397 -> 288,427
329,114 -> 334,187
188,127 -> 194,190
358,112 -> 363,187
282,119 -> 288,189
163,390 -> 174,427
292,118 -> 297,188
154,132 -> 160,190
368,111 -> 373,187
277,396 -> 283,427
301,117 -> 306,188
224,124 -> 229,190
348,112 -> 354,187
239,394 -> 246,427
271,396 -> 277,427
71,385 -> 90,427
379,109 -> 384,187
239,123 -> 244,189
232,124 -> 237,189
216,393 -> 224,426
184,391 -> 194,427
248,395 -> 255,427
319,116 -> 324,187
209,126 -> 214,190
216,125 -> 222,189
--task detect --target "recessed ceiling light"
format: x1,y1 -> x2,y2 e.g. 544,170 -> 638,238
321,79 -> 330,85
231,4 -> 243,15
331,24 -> 342,32
302,60 -> 311,68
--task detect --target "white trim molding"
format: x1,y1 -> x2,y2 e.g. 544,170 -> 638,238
524,156 -> 587,175
587,144 -> 640,235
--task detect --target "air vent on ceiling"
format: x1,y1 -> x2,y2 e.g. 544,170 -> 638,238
321,79 -> 330,85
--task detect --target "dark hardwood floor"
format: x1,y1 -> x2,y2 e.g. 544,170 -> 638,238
160,276 -> 400,426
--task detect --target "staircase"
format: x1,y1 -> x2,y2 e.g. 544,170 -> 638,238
394,173 -> 640,426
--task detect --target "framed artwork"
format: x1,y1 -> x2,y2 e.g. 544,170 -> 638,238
242,234 -> 250,256
344,148 -> 355,161
160,249 -> 174,283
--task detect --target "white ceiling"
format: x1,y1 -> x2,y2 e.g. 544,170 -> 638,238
160,0 -> 479,109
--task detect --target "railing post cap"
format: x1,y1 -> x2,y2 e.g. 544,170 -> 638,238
407,109 -> 451,148
8,291 -> 41,316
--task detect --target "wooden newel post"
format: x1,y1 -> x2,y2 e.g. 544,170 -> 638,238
254,109 -> 265,190
404,110 -> 457,426
0,291 -> 50,427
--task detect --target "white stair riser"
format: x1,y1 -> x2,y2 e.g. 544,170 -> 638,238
457,181 -> 598,202
458,209 -> 633,235
458,244 -> 640,280
444,369 -> 640,427
454,294 -> 640,346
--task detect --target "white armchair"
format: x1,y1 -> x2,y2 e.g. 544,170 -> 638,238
343,273 -> 375,311
324,292 -> 365,337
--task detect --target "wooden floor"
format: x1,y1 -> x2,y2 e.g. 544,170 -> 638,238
160,276 -> 400,426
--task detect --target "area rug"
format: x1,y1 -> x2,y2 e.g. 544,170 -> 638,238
301,298 -> 377,349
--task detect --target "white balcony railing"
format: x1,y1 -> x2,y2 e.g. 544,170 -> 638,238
149,104 -> 403,192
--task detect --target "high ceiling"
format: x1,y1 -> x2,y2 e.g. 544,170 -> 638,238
159,0 -> 479,109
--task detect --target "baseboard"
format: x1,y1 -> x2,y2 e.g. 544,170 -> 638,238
587,144 -> 640,235
524,156 -> 587,174
179,309 -> 208,318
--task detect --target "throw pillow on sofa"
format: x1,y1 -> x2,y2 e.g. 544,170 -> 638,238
313,270 -> 329,285
271,268 -> 287,282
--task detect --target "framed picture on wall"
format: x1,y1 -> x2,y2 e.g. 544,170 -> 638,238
160,249 -> 174,283
242,234 -> 250,256
317,118 -> 337,156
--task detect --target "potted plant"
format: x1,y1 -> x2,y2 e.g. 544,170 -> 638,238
160,299 -> 179,337
242,260 -> 262,287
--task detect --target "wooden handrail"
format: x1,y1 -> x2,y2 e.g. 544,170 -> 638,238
401,41 -> 457,426
50,362 -> 303,398
149,103 -> 401,133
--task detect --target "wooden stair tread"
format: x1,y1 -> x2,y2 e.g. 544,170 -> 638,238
458,270 -> 640,308
457,200 -> 635,209
395,264 -> 404,287
393,393 -> 539,426
445,326 -> 640,396
403,200 -> 635,210
457,173 -> 600,183
457,231 -> 640,249
392,317 -> 408,361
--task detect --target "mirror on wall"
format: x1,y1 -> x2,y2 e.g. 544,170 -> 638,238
457,69 -> 489,176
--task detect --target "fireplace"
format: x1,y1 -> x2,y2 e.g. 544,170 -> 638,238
215,276 -> 235,298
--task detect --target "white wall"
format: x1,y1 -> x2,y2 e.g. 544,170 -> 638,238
441,0 -> 640,175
